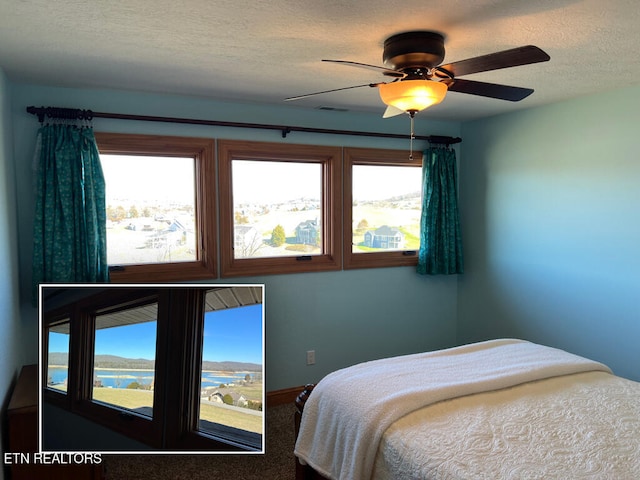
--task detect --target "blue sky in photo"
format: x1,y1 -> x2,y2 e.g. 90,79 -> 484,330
202,304 -> 264,364
48,303 -> 264,365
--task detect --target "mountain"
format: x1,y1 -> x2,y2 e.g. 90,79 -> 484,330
94,354 -> 154,370
201,360 -> 262,372
48,352 -> 69,366
48,352 -> 261,372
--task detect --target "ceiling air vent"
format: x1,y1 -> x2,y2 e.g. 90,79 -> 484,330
315,106 -> 349,112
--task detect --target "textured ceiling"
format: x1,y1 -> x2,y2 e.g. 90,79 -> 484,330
1,0 -> 639,121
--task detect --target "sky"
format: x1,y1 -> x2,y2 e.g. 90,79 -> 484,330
101,154 -> 195,205
100,155 -> 421,207
232,160 -> 321,204
48,304 -> 264,365
233,161 -> 422,203
352,165 -> 422,201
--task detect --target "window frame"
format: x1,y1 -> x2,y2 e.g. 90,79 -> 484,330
95,134 -> 425,277
218,140 -> 342,277
164,288 -> 263,451
43,312 -> 74,410
41,286 -> 263,452
70,289 -> 165,448
343,147 -> 422,269
94,133 -> 217,283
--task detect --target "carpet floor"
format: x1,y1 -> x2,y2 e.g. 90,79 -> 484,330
102,403 -> 297,480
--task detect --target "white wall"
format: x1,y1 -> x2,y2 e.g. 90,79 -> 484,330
11,83 -> 461,391
0,69 -> 23,479
458,84 -> 640,381
9,71 -> 640,458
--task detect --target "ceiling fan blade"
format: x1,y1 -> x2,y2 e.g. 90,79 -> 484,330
322,59 -> 405,78
437,45 -> 550,78
382,105 -> 406,118
444,78 -> 534,102
285,83 -> 381,102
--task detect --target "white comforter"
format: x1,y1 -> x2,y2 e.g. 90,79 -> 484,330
375,370 -> 640,479
294,339 -> 612,480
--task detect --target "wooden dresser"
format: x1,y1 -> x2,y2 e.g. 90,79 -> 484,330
6,364 -> 104,480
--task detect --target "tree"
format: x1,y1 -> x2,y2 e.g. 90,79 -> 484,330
223,394 -> 234,405
235,211 -> 249,224
237,227 -> 264,258
128,205 -> 139,218
271,224 -> 286,247
107,205 -> 126,222
108,205 -> 127,222
357,219 -> 369,234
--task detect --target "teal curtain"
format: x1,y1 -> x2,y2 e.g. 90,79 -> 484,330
417,146 -> 464,275
32,123 -> 109,297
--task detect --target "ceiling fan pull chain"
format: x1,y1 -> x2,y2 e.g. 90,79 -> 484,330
409,111 -> 416,160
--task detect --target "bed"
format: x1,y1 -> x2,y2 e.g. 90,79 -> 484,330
293,339 -> 640,480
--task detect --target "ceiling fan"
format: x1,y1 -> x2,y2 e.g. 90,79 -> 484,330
285,31 -> 550,118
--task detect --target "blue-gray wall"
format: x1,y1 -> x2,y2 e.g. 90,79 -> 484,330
10,83 -> 460,393
4,76 -> 639,453
0,68 -> 23,479
458,84 -> 640,381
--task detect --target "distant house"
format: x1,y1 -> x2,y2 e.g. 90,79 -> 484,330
225,392 -> 248,408
146,218 -> 188,248
234,225 -> 262,257
364,225 -> 405,249
207,391 -> 224,403
166,218 -> 186,233
295,219 -> 319,245
204,388 -> 248,407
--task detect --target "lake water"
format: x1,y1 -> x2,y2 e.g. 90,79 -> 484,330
47,367 -> 251,389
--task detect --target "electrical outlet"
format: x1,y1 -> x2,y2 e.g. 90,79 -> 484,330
306,350 -> 316,365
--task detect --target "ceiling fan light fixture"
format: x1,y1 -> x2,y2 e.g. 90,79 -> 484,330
378,79 -> 448,113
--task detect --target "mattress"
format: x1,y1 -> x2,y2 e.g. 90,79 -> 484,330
374,370 -> 640,479
295,339 -> 639,480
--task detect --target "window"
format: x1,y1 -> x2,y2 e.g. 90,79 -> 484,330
92,300 -> 158,416
94,133 -> 216,282
68,289 -> 163,448
231,160 -> 323,259
343,147 -> 422,269
41,285 -> 264,452
218,140 -> 341,277
46,319 -> 70,394
197,288 -> 264,449
95,134 -> 423,278
102,155 -> 196,265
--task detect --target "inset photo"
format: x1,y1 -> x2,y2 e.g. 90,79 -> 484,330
40,284 -> 264,454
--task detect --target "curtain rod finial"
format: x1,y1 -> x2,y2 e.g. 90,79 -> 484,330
26,106 -> 46,123
426,135 -> 462,146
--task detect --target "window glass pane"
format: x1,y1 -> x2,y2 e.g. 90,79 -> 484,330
232,160 -> 322,259
92,302 -> 157,417
352,165 -> 422,253
199,289 -> 264,442
47,321 -> 70,393
101,155 -> 196,265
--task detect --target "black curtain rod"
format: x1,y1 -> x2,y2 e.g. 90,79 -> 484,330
26,106 -> 462,145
